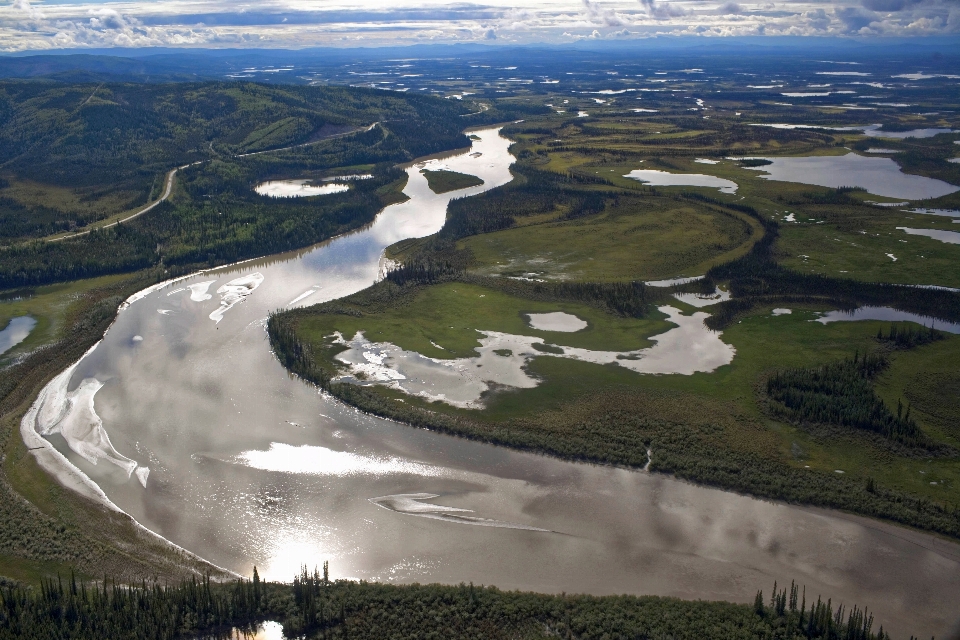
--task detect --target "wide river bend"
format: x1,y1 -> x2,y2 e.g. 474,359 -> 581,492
21,128 -> 960,638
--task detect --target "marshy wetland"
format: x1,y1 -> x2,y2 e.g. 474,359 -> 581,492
3,51 -> 960,638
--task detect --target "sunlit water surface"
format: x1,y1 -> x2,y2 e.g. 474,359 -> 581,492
0,315 -> 36,356
623,169 -> 738,194
20,128 -> 960,638
254,180 -> 350,198
746,152 -> 959,200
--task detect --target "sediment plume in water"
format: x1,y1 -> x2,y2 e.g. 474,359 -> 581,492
369,493 -> 551,531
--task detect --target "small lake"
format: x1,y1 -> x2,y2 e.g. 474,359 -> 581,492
905,208 -> 960,219
896,227 -> 960,244
863,126 -> 957,139
745,153 -> 959,200
526,312 -> 587,332
645,275 -> 704,287
623,169 -> 738,194
816,306 -> 960,333
255,180 -> 350,198
0,315 -> 36,356
751,123 -> 958,139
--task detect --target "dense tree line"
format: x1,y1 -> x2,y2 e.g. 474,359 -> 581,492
0,568 -> 896,640
766,352 -> 931,448
875,322 -> 944,349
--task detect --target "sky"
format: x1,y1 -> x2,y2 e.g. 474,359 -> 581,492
2,0 -> 959,52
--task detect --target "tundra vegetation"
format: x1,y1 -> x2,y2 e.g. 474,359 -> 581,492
0,51 -> 958,637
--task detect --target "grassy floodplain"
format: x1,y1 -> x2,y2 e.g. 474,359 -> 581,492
0,274 -> 134,365
274,101 -> 960,541
461,196 -> 759,282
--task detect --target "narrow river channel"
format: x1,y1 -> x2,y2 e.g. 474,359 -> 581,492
22,128 -> 960,638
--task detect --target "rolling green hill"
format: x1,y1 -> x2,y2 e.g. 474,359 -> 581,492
0,81 -> 473,287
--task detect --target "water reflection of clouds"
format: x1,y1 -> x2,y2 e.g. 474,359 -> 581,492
27,125 -> 960,636
234,442 -> 450,478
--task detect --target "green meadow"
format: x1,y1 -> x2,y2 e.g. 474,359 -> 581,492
277,107 -> 960,539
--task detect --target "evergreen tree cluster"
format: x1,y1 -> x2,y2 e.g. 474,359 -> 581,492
876,323 -> 944,349
0,571 -> 263,640
766,352 -> 929,447
267,312 -> 331,390
754,581 -> 887,640
0,569 -> 900,640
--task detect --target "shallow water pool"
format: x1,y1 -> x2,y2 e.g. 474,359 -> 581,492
745,153 -> 958,200
0,315 -> 36,356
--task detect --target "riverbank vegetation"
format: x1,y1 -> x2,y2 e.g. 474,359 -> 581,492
270,108 -> 960,541
0,568 -> 895,640
2,61 -> 959,631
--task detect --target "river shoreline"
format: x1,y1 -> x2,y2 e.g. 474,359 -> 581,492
15,127 -> 960,638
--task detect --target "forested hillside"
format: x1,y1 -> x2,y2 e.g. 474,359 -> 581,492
0,81 -> 467,188
0,81 -> 474,286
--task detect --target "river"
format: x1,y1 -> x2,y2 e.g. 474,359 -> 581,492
22,127 -> 960,638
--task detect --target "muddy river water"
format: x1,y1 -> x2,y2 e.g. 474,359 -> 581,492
22,128 -> 960,638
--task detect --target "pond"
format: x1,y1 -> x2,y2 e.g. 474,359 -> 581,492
623,169 -> 738,194
331,306 -> 735,408
212,621 -> 284,640
744,152 -> 959,200
862,126 -> 957,139
751,123 -> 958,139
19,128 -> 960,640
255,180 -> 350,198
525,312 -> 587,332
0,315 -> 36,357
896,227 -> 960,244
815,306 -> 960,333
904,208 -> 960,219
